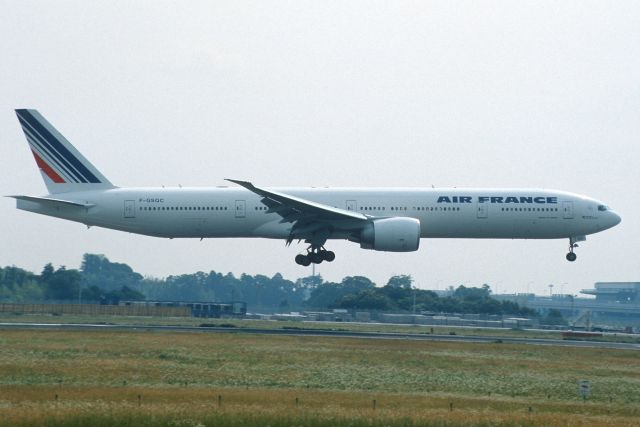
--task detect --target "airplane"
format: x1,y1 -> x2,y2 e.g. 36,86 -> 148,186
10,109 -> 621,266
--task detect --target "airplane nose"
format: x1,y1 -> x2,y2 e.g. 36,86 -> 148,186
607,211 -> 622,228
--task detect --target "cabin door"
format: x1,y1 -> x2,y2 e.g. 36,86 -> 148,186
235,200 -> 246,218
563,201 -> 574,219
476,202 -> 488,219
124,200 -> 136,218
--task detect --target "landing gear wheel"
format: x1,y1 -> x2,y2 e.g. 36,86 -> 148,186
566,238 -> 579,262
321,250 -> 336,262
308,252 -> 323,264
295,254 -> 311,266
296,244 -> 337,265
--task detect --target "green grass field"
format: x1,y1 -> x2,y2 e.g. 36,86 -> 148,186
3,311 -> 640,345
0,327 -> 639,426
0,311 -> 613,336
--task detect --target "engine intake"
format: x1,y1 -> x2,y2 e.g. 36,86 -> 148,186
360,217 -> 421,252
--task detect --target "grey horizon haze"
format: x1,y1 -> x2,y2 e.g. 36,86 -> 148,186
1,1 -> 638,296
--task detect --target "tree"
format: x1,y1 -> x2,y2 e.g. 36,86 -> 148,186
44,266 -> 81,301
340,276 -> 376,293
296,275 -> 324,292
338,290 -> 392,310
386,275 -> 413,289
306,276 -> 377,309
40,263 -> 54,283
454,284 -> 491,301
80,254 -> 143,292
543,309 -> 567,326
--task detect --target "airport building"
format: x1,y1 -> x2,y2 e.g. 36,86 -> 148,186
493,282 -> 640,330
580,282 -> 640,303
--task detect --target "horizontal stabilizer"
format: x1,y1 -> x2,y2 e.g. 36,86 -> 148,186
8,195 -> 95,208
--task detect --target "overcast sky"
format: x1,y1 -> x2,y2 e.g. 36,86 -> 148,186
1,1 -> 639,296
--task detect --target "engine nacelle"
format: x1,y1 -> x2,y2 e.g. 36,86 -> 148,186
360,217 -> 421,252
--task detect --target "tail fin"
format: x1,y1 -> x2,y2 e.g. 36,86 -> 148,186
15,109 -> 115,194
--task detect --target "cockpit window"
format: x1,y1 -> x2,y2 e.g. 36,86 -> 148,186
598,205 -> 609,211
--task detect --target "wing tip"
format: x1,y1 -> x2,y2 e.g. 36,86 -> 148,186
226,179 -> 254,188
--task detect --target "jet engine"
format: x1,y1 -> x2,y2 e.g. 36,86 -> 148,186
359,217 -> 421,252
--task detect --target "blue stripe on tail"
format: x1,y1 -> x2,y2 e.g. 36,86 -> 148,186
19,120 -> 81,183
16,109 -> 101,183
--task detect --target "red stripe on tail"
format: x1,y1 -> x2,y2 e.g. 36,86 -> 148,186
31,150 -> 65,183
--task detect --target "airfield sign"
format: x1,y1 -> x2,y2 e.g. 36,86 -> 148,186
579,380 -> 591,400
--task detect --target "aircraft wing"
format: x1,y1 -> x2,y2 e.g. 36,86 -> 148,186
226,179 -> 368,245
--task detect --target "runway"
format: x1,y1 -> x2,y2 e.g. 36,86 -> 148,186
0,322 -> 638,350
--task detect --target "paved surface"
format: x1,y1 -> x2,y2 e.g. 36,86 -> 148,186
1,322 -> 638,350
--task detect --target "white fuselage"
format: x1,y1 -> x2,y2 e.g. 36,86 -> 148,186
16,187 -> 621,241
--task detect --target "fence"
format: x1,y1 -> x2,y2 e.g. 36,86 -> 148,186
0,303 -> 191,317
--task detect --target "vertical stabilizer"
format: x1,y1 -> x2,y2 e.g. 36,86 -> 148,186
15,109 -> 115,194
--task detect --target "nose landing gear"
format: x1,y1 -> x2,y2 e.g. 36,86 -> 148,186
566,236 -> 584,262
294,246 -> 335,266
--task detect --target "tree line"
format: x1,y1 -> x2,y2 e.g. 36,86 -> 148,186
0,254 -> 536,316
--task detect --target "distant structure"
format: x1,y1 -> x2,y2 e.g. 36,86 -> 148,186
120,300 -> 247,318
493,282 -> 640,330
580,282 -> 640,304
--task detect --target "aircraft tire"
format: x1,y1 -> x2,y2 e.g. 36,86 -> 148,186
309,252 -> 323,264
322,251 -> 336,262
295,254 -> 311,266
566,252 -> 577,262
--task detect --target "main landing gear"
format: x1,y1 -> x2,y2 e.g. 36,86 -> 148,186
295,246 -> 335,266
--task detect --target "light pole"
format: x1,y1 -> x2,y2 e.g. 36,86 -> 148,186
571,294 -> 577,317
78,277 -> 84,305
412,287 -> 417,314
548,284 -> 554,297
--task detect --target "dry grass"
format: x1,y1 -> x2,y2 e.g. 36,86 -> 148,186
0,329 -> 638,426
1,386 -> 638,427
